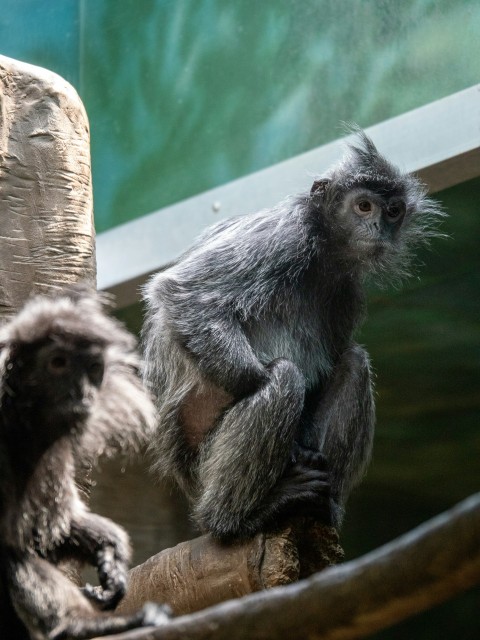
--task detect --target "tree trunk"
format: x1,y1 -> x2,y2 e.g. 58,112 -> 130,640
0,54 -> 95,324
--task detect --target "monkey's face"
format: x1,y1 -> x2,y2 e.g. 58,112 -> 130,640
5,336 -> 105,436
337,187 -> 407,259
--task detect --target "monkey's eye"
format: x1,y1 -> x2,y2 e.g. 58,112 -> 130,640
47,354 -> 69,375
354,200 -> 376,217
88,361 -> 103,376
385,202 -> 405,223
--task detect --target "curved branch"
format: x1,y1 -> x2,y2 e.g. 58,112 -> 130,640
116,521 -> 343,616
110,493 -> 480,640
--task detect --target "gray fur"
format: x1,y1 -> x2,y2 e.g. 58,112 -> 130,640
0,287 -> 169,639
143,132 -> 444,541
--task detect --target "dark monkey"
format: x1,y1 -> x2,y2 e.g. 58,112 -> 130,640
0,289 -> 169,639
143,132 -> 443,541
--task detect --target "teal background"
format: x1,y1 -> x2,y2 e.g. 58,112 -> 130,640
1,0 -> 480,231
1,2 -> 479,637
1,0 -> 80,86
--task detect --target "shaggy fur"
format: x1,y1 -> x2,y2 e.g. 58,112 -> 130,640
143,132 -> 444,541
0,288 -> 169,639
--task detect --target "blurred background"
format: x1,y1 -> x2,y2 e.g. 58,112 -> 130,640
2,1 -> 479,637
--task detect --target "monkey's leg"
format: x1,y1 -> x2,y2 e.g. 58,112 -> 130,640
7,553 -> 169,640
307,343 -> 375,527
194,358 -> 330,541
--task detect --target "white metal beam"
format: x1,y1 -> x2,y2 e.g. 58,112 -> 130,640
97,85 -> 480,307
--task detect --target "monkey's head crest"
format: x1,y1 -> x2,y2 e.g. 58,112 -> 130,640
0,285 -> 131,352
317,127 -> 423,206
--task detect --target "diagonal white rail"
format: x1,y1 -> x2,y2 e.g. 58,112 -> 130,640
96,85 -> 480,307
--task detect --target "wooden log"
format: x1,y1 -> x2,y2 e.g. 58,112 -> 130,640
116,521 -> 344,617
101,493 -> 480,640
0,54 -> 95,323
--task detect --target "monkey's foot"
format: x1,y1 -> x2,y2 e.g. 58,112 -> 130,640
138,602 -> 172,626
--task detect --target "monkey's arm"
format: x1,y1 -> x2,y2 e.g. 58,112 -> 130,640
307,344 -> 375,526
153,275 -> 269,396
181,315 -> 269,396
55,511 -> 131,610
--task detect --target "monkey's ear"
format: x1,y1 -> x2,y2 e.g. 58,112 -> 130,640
310,178 -> 331,197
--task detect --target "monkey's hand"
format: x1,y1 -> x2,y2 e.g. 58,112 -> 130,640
82,545 -> 128,610
136,602 -> 173,627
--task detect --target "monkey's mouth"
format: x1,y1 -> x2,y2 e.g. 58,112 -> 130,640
51,395 -> 95,426
357,238 -> 388,255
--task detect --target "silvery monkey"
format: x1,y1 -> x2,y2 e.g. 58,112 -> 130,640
0,288 -> 169,639
143,132 -> 443,542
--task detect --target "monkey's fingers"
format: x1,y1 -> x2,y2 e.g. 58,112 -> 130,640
100,588 -> 127,610
289,479 -> 330,501
292,444 -> 329,471
285,466 -> 330,488
84,584 -> 127,611
300,451 -> 329,471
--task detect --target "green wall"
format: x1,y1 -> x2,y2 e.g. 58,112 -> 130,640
343,176 -> 480,638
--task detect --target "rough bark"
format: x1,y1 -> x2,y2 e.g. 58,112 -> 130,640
102,493 -> 480,640
116,520 -> 344,616
0,54 -> 95,324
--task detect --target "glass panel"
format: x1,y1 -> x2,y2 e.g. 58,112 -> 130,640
80,0 -> 480,231
3,2 -> 479,232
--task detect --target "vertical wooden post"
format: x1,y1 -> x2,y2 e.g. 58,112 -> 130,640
0,55 -> 95,323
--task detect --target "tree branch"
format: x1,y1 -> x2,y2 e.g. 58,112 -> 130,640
116,521 -> 343,616
104,493 -> 480,640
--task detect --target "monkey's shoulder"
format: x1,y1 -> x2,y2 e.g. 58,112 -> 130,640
147,211 -> 317,311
